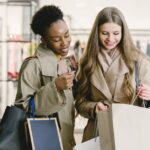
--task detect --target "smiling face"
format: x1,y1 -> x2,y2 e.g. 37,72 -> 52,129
99,22 -> 122,51
43,20 -> 71,57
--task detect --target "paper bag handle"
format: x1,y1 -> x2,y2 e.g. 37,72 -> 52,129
93,115 -> 99,141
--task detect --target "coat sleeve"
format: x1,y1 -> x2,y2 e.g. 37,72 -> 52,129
15,58 -> 67,116
75,93 -> 98,119
138,55 -> 150,107
139,55 -> 150,85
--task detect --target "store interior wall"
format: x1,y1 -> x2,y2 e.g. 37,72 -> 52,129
1,0 -> 150,36
40,0 -> 150,29
38,0 -> 150,53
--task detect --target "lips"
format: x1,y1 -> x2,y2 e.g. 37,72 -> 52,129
59,48 -> 69,56
61,47 -> 69,53
62,48 -> 68,52
105,42 -> 115,46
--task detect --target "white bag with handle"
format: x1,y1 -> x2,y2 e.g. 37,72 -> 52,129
73,137 -> 100,150
97,104 -> 150,150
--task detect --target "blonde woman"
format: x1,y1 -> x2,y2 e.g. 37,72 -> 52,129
75,7 -> 150,142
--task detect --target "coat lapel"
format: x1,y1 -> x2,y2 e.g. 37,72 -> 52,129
35,44 -> 58,77
91,64 -> 112,100
105,56 -> 130,100
91,55 -> 130,101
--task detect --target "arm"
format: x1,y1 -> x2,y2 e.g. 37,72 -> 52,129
75,96 -> 97,119
15,58 -> 74,116
136,56 -> 150,107
75,95 -> 108,119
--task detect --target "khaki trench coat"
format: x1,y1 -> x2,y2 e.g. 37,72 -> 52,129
75,54 -> 150,142
15,44 -> 75,150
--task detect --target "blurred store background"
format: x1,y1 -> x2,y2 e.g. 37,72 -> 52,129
0,0 -> 150,144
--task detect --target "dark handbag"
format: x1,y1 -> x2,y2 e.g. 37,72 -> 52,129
0,96 -> 34,150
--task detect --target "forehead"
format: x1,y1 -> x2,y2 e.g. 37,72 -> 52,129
47,20 -> 68,36
99,22 -> 121,31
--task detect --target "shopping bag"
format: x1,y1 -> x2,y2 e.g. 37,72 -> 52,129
27,118 -> 63,150
0,105 -> 27,150
73,137 -> 100,150
97,104 -> 150,150
0,96 -> 34,150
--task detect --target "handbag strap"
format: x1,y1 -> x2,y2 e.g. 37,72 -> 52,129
93,115 -> 98,141
135,61 -> 147,108
135,61 -> 140,88
28,96 -> 35,118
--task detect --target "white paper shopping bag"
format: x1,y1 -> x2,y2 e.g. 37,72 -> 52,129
73,137 -> 100,150
97,104 -> 150,150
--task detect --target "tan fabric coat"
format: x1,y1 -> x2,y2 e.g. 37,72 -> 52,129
75,54 -> 150,142
15,44 -> 75,150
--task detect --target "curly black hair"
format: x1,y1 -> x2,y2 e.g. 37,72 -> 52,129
31,5 -> 64,37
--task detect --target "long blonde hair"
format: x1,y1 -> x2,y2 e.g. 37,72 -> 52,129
77,7 -> 140,101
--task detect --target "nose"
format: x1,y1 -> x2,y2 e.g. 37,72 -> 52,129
60,37 -> 68,46
107,34 -> 114,41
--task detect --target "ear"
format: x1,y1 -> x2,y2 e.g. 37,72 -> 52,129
41,37 -> 46,44
41,37 -> 49,49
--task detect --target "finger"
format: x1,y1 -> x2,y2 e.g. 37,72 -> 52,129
66,74 -> 75,80
138,90 -> 150,99
141,83 -> 150,88
63,72 -> 74,76
62,75 -> 74,82
96,103 -> 107,111
138,89 -> 150,95
66,83 -> 73,89
138,92 -> 150,100
138,95 -> 150,100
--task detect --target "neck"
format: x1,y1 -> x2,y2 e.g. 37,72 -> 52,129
102,47 -> 118,57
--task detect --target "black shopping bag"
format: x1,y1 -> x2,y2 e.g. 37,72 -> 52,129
0,96 -> 34,150
0,106 -> 27,150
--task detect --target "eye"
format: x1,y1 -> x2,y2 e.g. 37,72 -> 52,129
113,32 -> 120,35
51,38 -> 61,42
101,32 -> 109,35
65,33 -> 70,38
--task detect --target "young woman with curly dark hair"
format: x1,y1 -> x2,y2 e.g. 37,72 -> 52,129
15,5 -> 75,150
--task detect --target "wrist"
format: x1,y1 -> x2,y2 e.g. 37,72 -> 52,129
54,78 -> 63,92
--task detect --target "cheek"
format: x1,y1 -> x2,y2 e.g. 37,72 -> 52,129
116,36 -> 122,44
67,36 -> 71,44
47,42 -> 60,50
118,33 -> 122,41
99,35 -> 105,43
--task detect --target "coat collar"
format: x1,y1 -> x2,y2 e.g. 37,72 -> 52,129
91,55 -> 129,101
35,44 -> 58,77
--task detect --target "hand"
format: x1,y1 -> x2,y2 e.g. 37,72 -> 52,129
55,71 -> 75,91
95,102 -> 108,113
137,83 -> 150,100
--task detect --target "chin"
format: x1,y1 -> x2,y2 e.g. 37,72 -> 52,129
61,52 -> 68,57
105,46 -> 116,50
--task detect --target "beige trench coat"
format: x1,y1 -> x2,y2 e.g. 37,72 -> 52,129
15,44 -> 75,150
75,54 -> 150,142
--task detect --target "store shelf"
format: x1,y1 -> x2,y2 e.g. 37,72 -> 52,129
0,0 -> 39,118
